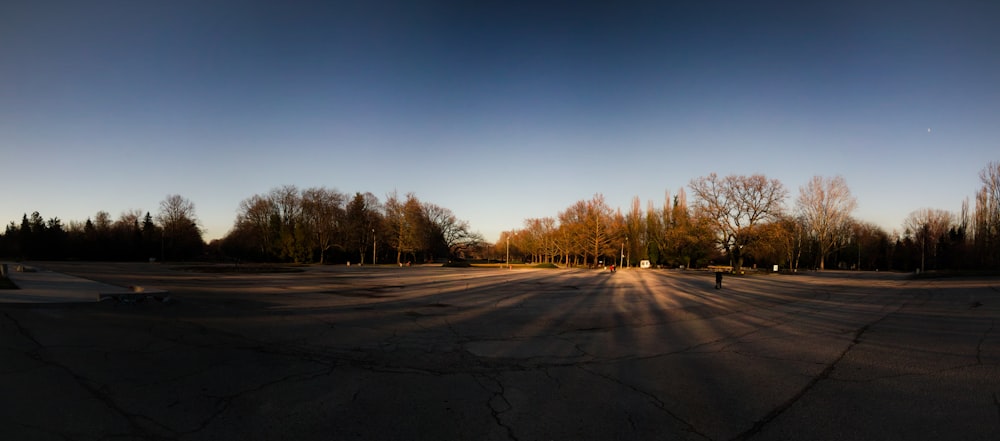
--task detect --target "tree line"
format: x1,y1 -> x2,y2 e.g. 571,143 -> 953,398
0,195 -> 204,261
217,186 -> 483,264
0,188 -> 483,265
3,162 -> 998,271
495,162 -> 1000,272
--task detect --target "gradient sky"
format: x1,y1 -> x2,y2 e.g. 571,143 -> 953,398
3,1 -> 998,242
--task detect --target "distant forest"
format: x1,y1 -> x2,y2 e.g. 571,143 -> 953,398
0,189 -> 482,266
3,162 -> 999,272
500,162 -> 1000,272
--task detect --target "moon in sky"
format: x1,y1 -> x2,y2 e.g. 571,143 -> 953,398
927,128 -> 931,133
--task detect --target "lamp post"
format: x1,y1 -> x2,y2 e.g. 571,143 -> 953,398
505,234 -> 510,270
372,228 -> 376,265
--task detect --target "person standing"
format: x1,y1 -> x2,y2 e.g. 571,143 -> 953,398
715,271 -> 723,289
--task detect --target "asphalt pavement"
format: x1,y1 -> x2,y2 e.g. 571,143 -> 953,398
1,262 -> 997,440
0,262 -> 120,303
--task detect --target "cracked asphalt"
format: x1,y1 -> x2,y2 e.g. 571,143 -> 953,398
1,263 -> 998,440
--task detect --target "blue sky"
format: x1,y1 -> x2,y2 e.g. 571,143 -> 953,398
2,1 -> 998,242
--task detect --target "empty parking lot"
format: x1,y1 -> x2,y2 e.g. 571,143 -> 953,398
2,263 -> 997,440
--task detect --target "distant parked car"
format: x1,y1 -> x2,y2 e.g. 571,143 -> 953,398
639,260 -> 651,269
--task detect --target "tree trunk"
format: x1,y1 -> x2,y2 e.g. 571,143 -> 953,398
731,246 -> 743,273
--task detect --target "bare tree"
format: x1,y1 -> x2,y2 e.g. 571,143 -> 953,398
905,208 -> 953,272
157,194 -> 203,260
301,187 -> 345,264
796,175 -> 858,270
383,192 -> 404,264
689,173 -> 788,272
497,229 -> 523,264
94,210 -> 113,232
115,209 -> 143,232
583,194 -> 614,267
625,196 -> 644,266
770,214 -> 806,271
424,202 -> 482,260
610,207 -> 627,267
558,200 -> 588,266
553,222 -> 578,266
645,199 -> 664,265
974,161 -> 1000,267
850,219 -> 890,271
384,191 -> 425,264
521,218 -> 546,263
538,217 -> 559,263
402,194 -> 430,262
236,194 -> 278,257
158,195 -> 198,230
113,209 -> 145,259
230,187 -> 358,263
268,185 -> 310,262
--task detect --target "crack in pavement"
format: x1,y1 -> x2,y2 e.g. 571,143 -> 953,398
578,365 -> 712,441
4,309 -> 351,440
7,268 -> 996,440
2,311 -> 42,348
14,422 -> 76,441
994,392 -> 1000,426
475,373 -> 518,441
180,364 -> 337,437
977,319 -> 995,365
2,312 -> 178,440
728,324 -> 872,441
729,296 -> 913,441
